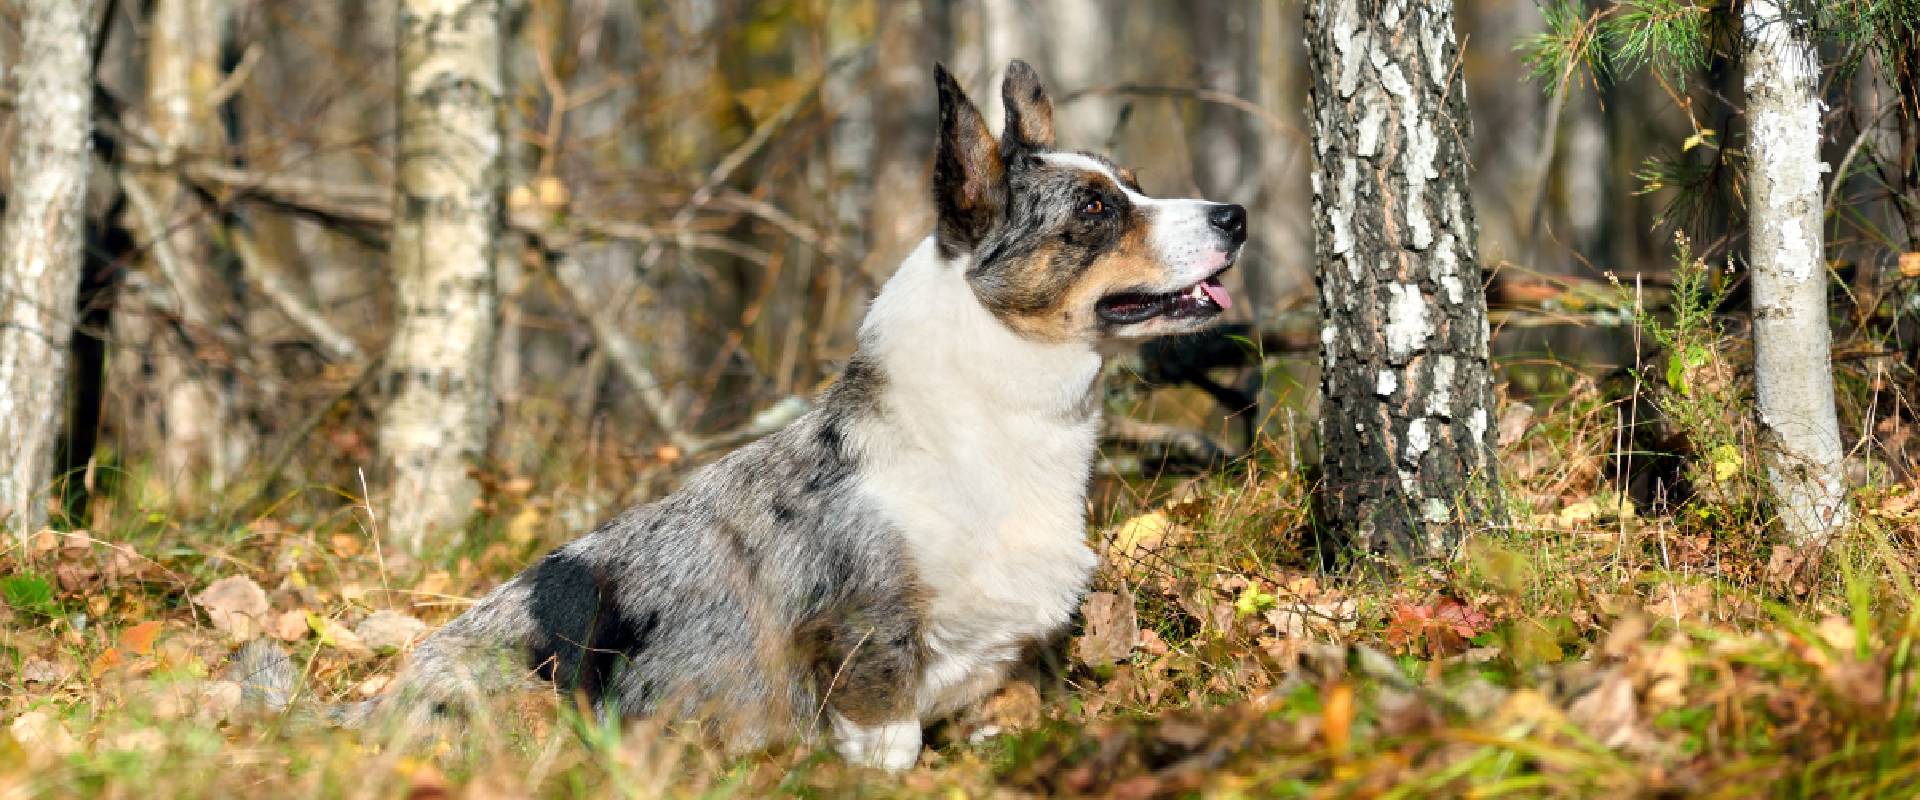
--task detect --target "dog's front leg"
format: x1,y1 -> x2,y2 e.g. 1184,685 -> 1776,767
811,612 -> 925,771
829,713 -> 922,771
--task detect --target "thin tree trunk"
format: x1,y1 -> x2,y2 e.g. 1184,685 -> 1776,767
379,0 -> 505,552
115,0 -> 250,498
1043,0 -> 1112,147
1742,0 -> 1849,546
1305,0 -> 1501,556
1253,0 -> 1312,306
0,0 -> 96,539
860,0 -> 941,281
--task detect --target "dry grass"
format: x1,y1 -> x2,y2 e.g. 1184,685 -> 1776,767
5,341 -> 1920,797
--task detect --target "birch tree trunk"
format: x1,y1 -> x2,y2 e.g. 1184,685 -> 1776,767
380,0 -> 505,552
861,0 -> 942,279
0,0 -> 96,539
1742,0 -> 1849,546
1305,0 -> 1501,556
115,0 -> 250,498
1042,0 -> 1112,147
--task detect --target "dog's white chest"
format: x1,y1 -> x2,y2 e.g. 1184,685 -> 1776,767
856,413 -> 1099,715
852,237 -> 1107,716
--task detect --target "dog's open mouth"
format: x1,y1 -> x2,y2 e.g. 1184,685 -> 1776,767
1095,272 -> 1233,325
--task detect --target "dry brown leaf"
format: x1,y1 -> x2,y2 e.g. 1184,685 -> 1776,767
1647,582 -> 1715,622
9,710 -> 79,763
980,679 -> 1043,733
329,533 -> 364,558
89,647 -> 124,678
1496,402 -> 1535,447
308,613 -> 373,659
1567,669 -> 1661,754
355,609 -> 427,653
267,609 -> 310,641
1632,641 -> 1690,711
194,576 -> 270,640
1075,590 -> 1141,667
21,657 -> 72,684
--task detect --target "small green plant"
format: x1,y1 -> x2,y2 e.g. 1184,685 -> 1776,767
1616,234 -> 1765,521
1,571 -> 59,620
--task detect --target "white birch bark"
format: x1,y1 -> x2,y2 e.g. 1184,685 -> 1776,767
1043,0 -> 1113,147
379,0 -> 505,552
1742,0 -> 1849,545
115,0 -> 249,497
1306,0 -> 1501,555
0,0 -> 96,539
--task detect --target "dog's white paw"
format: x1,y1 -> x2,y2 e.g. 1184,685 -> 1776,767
966,724 -> 1003,744
832,717 -> 922,772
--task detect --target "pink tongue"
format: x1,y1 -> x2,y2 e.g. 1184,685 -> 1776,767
1201,280 -> 1233,310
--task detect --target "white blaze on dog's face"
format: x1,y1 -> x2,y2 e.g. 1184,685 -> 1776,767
930,60 -> 1248,344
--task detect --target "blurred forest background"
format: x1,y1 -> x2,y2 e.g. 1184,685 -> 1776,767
12,0 -> 1905,536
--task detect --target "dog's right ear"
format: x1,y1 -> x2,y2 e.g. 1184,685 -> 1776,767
932,63 -> 1004,258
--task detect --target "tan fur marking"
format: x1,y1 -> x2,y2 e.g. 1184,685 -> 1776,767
996,222 -> 1167,342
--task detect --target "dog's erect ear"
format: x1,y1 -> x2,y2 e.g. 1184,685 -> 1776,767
933,63 -> 1005,257
999,59 -> 1054,153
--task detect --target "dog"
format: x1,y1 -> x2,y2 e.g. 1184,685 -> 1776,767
233,59 -> 1245,771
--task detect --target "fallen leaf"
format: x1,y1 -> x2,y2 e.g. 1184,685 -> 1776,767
267,609 -> 310,642
355,609 -> 427,653
330,533 -> 364,558
1322,681 -> 1354,753
1567,669 -> 1660,753
90,647 -> 124,678
1496,402 -> 1535,447
8,710 -> 78,763
980,679 -> 1043,733
20,657 -> 71,684
1075,590 -> 1141,667
194,576 -> 270,640
1103,511 -> 1193,580
120,620 -> 164,656
307,613 -> 373,658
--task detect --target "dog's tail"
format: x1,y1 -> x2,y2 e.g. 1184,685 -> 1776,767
224,639 -> 379,726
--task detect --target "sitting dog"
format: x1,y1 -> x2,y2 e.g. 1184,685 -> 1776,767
236,60 -> 1244,771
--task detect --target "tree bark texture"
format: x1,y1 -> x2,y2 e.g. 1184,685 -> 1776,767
0,0 -> 96,539
114,0 -> 252,498
1742,0 -> 1849,545
380,0 -> 505,552
861,0 -> 943,281
1305,0 -> 1500,556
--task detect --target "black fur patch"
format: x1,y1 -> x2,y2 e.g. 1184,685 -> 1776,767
526,549 -> 659,702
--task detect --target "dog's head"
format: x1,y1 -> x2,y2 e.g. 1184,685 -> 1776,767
931,60 -> 1246,344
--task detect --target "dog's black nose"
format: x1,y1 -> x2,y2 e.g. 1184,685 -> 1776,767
1208,204 -> 1247,244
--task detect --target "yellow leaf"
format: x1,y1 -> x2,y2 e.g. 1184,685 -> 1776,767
1709,444 -> 1743,483
1558,499 -> 1599,526
534,176 -> 569,209
1682,129 -> 1716,151
1110,511 -> 1173,556
505,506 -> 543,547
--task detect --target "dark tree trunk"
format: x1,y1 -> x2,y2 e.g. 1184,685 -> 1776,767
1305,0 -> 1501,556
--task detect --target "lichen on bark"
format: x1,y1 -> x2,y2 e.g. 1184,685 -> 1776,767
1306,0 -> 1502,556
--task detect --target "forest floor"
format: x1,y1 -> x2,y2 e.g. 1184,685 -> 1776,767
3,365 -> 1919,799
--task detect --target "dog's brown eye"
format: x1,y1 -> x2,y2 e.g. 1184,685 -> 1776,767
1080,198 -> 1105,216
